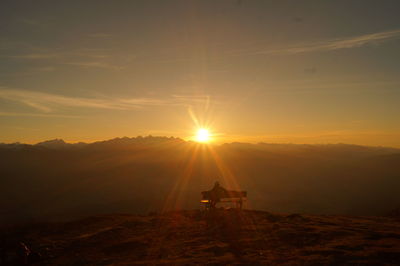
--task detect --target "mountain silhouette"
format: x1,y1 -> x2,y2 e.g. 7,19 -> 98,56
0,137 -> 399,225
36,139 -> 68,149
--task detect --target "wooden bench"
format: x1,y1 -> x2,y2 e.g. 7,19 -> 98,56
201,190 -> 247,209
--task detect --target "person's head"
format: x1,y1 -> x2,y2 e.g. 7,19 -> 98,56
214,181 -> 220,187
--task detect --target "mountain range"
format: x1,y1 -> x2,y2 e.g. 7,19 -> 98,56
1,137 -> 399,225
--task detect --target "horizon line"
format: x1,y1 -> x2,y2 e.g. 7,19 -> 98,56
1,135 -> 399,150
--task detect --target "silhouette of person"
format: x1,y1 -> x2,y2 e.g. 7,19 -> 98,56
210,181 -> 227,208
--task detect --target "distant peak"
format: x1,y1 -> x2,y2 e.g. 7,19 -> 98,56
36,139 -> 67,147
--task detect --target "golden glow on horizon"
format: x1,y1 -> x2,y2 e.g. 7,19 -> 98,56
195,128 -> 211,143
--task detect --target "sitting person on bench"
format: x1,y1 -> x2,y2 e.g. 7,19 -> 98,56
201,182 -> 247,209
209,181 -> 227,208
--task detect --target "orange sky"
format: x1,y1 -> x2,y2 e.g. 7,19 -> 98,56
1,1 -> 400,147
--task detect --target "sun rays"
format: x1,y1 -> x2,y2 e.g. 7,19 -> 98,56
195,128 -> 211,143
159,96 -> 249,212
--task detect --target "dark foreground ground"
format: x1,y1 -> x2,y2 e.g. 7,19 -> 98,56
1,209 -> 400,265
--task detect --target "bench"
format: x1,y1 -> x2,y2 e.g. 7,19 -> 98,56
201,190 -> 247,209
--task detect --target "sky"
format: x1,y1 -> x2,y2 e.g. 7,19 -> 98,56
1,0 -> 400,146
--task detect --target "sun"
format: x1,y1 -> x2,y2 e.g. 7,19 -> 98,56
195,128 -> 211,143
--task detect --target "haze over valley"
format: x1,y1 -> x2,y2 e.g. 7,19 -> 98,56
2,137 -> 399,225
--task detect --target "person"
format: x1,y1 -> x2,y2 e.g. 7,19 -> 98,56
209,181 -> 227,208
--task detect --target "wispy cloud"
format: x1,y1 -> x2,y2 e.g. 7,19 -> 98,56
2,48 -> 121,69
0,111 -> 83,118
0,88 -> 154,112
0,88 -> 212,113
7,53 -> 61,59
172,95 -> 212,104
31,66 -> 56,72
259,29 -> 400,55
5,51 -> 111,60
63,61 -> 123,70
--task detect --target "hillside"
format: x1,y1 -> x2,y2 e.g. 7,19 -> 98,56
1,137 -> 400,224
2,209 -> 400,265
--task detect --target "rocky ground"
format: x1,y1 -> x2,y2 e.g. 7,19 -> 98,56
1,209 -> 400,265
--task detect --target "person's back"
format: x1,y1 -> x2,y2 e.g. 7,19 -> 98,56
210,181 -> 227,207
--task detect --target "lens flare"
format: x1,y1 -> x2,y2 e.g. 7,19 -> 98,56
196,128 -> 210,142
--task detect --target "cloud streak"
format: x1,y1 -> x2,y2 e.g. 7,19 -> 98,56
259,29 -> 400,55
7,53 -> 61,59
0,111 -> 83,118
0,88 -> 212,113
1,49 -> 121,69
63,61 -> 122,70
